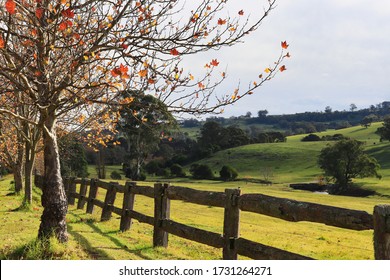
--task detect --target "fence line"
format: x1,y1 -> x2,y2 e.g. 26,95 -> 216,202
35,175 -> 390,260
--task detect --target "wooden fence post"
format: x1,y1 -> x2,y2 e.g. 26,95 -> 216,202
86,179 -> 98,214
153,183 -> 170,247
68,177 -> 76,205
223,188 -> 241,260
101,182 -> 118,221
120,181 -> 136,232
77,178 -> 88,210
374,205 -> 390,259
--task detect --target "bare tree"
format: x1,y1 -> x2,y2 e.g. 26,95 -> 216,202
0,0 -> 289,242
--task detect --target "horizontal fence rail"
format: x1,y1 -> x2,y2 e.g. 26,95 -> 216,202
35,175 -> 390,260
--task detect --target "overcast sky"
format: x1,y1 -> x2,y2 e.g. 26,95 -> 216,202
192,0 -> 390,117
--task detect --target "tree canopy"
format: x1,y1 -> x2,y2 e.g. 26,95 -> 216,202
376,116 -> 390,141
318,139 -> 381,193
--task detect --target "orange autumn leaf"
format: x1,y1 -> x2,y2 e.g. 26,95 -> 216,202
238,10 -> 244,16
281,41 -> 289,49
5,0 -> 16,14
147,78 -> 156,84
138,69 -> 148,77
111,64 -> 129,79
279,65 -> 287,72
170,48 -> 180,56
218,18 -> 227,25
0,36 -> 4,48
198,82 -> 205,89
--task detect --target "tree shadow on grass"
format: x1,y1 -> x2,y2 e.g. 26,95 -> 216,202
67,212 -> 153,260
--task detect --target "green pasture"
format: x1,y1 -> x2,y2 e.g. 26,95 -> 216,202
1,176 -> 389,260
1,122 -> 390,260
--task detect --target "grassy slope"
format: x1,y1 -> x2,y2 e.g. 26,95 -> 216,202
192,122 -> 390,195
1,122 -> 390,260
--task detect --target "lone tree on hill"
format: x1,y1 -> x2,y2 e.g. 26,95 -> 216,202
0,0 -> 289,242
376,116 -> 390,141
318,139 -> 381,194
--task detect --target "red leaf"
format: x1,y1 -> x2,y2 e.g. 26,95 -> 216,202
170,48 -> 180,56
0,36 -> 4,48
281,41 -> 289,49
238,10 -> 244,16
279,65 -> 287,72
58,22 -> 67,31
5,0 -> 16,14
210,59 -> 219,67
218,18 -> 227,25
35,8 -> 44,19
61,8 -> 75,19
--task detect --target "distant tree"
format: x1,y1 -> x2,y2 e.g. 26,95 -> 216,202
182,119 -> 201,128
325,106 -> 332,114
225,126 -> 250,147
350,103 -> 357,112
58,135 -> 89,178
197,121 -> 228,154
245,112 -> 252,118
318,139 -> 381,193
257,110 -> 269,118
360,114 -> 378,128
117,91 -> 175,180
376,116 -> 390,141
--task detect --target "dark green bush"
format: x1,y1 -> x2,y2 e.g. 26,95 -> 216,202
170,164 -> 186,177
190,164 -> 214,180
110,170 -> 122,180
219,165 -> 238,181
301,133 -> 321,142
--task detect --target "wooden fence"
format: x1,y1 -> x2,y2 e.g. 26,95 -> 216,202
35,176 -> 390,260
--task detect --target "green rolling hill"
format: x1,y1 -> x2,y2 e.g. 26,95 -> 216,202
190,122 -> 390,195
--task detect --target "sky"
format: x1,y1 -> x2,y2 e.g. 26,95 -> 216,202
188,0 -> 390,117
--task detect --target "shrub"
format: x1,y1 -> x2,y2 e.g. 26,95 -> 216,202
156,168 -> 170,177
170,164 -> 186,177
190,164 -> 214,180
144,160 -> 163,175
301,133 -> 321,142
110,170 -> 122,180
219,165 -> 238,181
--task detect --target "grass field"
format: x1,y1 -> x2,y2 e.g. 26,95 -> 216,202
1,122 -> 390,260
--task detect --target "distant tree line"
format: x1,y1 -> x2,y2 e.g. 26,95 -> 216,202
181,101 -> 390,135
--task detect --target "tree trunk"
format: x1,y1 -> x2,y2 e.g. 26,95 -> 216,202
24,152 -> 35,205
13,163 -> 23,194
24,128 -> 36,205
13,143 -> 25,194
38,113 -> 68,242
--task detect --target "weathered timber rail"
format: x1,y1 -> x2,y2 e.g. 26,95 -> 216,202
35,176 -> 390,260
